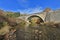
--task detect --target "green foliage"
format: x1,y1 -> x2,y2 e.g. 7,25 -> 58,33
0,21 -> 7,29
19,21 -> 26,27
14,12 -> 20,17
16,20 -> 26,30
6,12 -> 20,18
0,22 -> 4,29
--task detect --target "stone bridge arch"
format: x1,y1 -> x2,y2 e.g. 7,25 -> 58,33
26,15 -> 44,23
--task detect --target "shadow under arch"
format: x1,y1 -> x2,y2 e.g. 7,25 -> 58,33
27,15 -> 44,23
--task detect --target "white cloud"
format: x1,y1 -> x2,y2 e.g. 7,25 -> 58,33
18,7 -> 43,14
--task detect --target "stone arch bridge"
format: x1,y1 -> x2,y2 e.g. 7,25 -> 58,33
18,12 -> 46,23
18,10 -> 60,23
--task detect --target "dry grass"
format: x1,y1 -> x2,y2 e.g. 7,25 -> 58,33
0,25 -> 10,35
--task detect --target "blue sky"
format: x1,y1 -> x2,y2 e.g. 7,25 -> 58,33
0,0 -> 60,14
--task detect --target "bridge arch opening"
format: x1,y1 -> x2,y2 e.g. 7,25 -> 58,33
27,15 -> 44,24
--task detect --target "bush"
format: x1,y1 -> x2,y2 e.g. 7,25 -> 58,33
0,21 -> 7,29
